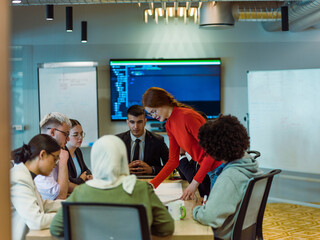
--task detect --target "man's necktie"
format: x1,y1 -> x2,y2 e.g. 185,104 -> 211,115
132,139 -> 141,161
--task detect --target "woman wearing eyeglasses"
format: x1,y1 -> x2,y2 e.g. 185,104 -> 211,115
142,87 -> 222,200
11,134 -> 62,240
66,119 -> 92,190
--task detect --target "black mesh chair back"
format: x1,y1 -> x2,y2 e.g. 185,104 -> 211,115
62,202 -> 151,240
231,169 -> 282,240
247,150 -> 261,159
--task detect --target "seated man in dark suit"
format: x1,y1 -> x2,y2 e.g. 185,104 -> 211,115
116,105 -> 169,175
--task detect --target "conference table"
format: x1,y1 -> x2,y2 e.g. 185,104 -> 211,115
26,179 -> 213,240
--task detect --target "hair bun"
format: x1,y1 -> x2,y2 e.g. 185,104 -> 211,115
12,144 -> 32,164
22,144 -> 32,160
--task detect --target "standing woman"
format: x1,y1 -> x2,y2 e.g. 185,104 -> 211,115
66,119 -> 92,189
11,134 -> 62,240
142,87 -> 221,200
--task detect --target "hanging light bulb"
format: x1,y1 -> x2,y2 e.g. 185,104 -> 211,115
148,9 -> 153,15
189,7 -> 196,17
156,8 -> 164,17
167,7 -> 175,17
155,8 -> 159,24
144,9 -> 149,23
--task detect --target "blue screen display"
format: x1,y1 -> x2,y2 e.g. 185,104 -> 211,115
110,59 -> 221,120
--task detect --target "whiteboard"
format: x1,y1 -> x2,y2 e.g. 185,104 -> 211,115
38,65 -> 98,147
248,69 -> 320,174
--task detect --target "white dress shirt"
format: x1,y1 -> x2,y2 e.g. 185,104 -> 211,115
129,130 -> 146,162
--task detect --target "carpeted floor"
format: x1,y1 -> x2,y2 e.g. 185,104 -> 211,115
263,203 -> 320,240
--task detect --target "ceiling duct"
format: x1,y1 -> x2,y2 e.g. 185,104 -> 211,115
200,2 -> 234,29
262,0 -> 320,32
199,1 -> 282,30
232,2 -> 282,22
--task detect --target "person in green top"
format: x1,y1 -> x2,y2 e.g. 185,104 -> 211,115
50,135 -> 174,237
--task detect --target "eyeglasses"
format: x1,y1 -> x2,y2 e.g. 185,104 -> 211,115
49,153 -> 60,164
71,132 -> 86,138
47,128 -> 70,137
146,109 -> 157,118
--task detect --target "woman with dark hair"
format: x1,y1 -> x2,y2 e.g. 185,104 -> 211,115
142,87 -> 221,200
11,134 -> 62,240
193,115 -> 263,240
66,119 -> 92,190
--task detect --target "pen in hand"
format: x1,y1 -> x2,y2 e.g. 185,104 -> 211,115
202,195 -> 208,206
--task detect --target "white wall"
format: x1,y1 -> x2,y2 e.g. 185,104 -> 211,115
11,4 -> 320,202
11,4 -> 320,139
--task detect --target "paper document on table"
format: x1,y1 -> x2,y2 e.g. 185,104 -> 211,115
154,182 -> 183,203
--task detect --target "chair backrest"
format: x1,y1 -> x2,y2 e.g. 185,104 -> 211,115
231,169 -> 281,240
62,202 -> 151,240
247,150 -> 261,159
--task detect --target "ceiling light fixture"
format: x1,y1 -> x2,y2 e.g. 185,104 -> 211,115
144,2 -> 198,24
66,7 -> 73,32
158,8 -> 164,17
46,5 -> 54,21
144,10 -> 148,23
281,6 -> 289,31
81,21 -> 87,43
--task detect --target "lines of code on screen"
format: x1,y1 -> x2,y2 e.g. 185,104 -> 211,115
110,59 -> 221,120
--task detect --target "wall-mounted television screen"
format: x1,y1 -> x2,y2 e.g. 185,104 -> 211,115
110,58 -> 221,121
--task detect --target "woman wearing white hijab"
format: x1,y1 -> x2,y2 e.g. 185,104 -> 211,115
50,135 -> 174,237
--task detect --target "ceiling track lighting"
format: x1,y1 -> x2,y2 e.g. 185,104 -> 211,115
66,6 -> 73,32
144,4 -> 199,24
81,21 -> 87,43
46,5 -> 53,21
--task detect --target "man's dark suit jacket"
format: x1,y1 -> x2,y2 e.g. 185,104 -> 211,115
116,130 -> 169,175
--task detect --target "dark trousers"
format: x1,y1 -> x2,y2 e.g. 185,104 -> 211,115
177,157 -> 211,197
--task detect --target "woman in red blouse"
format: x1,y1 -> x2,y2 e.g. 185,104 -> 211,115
142,87 -> 221,200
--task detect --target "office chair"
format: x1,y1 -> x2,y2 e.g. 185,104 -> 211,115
247,150 -> 261,159
62,202 -> 151,240
226,169 -> 282,240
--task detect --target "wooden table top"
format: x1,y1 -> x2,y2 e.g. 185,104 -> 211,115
26,179 -> 213,240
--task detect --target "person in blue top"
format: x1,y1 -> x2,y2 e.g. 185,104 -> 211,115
193,115 -> 263,240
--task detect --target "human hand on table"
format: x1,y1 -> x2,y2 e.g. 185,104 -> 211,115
129,160 -> 153,175
79,171 -> 87,181
181,179 -> 200,200
79,171 -> 93,181
86,174 -> 93,180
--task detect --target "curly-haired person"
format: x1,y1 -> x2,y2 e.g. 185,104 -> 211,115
193,115 -> 263,240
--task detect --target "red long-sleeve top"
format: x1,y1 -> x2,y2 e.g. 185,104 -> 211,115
150,107 -> 221,188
